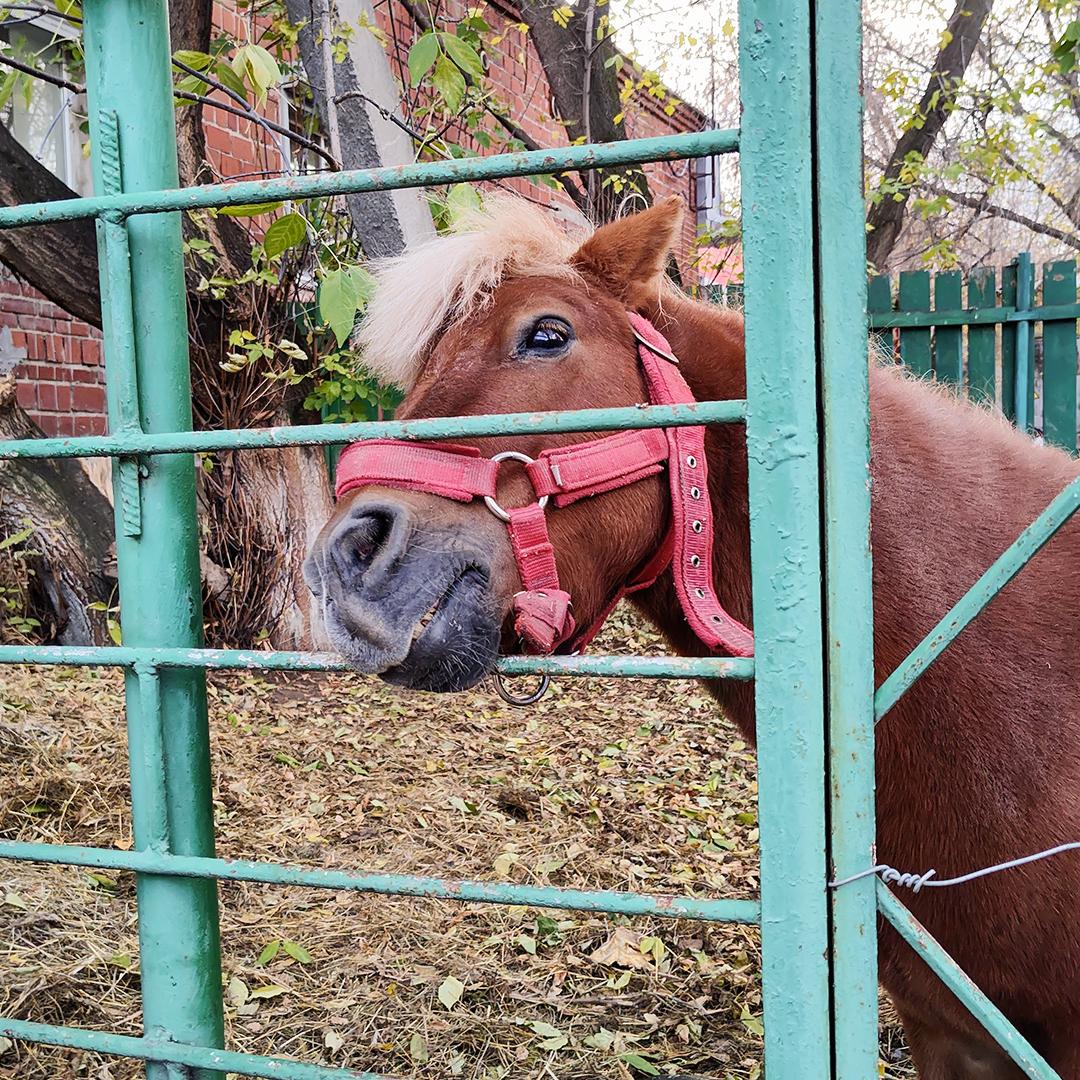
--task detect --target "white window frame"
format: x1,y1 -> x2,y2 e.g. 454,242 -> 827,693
0,10 -> 90,194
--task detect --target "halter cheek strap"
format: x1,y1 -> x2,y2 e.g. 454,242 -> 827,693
333,314 -> 754,659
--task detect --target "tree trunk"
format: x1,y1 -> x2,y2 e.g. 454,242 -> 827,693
286,0 -> 435,254
0,374 -> 114,645
865,0 -> 994,270
518,0 -> 653,222
0,125 -> 101,328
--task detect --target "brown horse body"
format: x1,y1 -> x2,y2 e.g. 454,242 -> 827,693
306,198 -> 1080,1077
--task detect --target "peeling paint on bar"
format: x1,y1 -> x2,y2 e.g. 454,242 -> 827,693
0,400 -> 747,460
0,644 -> 754,679
0,842 -> 761,924
0,129 -> 739,229
0,1019 -> 385,1080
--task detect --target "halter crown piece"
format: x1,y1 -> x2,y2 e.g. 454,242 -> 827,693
334,312 -> 754,659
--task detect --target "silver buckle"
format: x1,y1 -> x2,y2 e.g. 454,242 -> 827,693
484,450 -> 549,522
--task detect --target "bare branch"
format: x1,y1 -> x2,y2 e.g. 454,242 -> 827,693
866,0 -> 995,269
925,182 -> 1080,252
0,52 -> 81,92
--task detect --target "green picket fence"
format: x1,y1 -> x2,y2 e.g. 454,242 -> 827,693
869,255 -> 1080,451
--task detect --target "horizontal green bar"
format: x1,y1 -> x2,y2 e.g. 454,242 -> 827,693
0,644 -> 754,679
0,841 -> 761,923
877,885 -> 1059,1079
0,1018 -> 383,1080
869,302 -> 1080,330
875,472 -> 1080,722
0,129 -> 738,229
0,400 -> 746,460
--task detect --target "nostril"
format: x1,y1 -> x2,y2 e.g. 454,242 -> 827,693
330,504 -> 407,586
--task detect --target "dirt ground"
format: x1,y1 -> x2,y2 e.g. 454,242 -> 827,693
1,613 -> 910,1078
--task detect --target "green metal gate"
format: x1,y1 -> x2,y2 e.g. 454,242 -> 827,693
0,1 -> 1069,1077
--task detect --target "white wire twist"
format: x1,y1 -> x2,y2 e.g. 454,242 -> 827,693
829,841 -> 1080,894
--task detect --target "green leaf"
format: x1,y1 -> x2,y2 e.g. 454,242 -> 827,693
256,939 -> 281,966
619,1053 -> 661,1075
282,939 -> 312,964
0,524 -> 34,551
517,934 -> 537,955
318,269 -> 361,347
582,1027 -> 615,1051
173,49 -> 213,71
740,1005 -> 765,1038
0,70 -> 20,112
214,60 -> 249,99
263,212 -> 307,259
445,183 -> 482,225
433,54 -> 466,112
226,975 -> 249,1007
407,32 -> 439,85
219,201 -> 283,218
440,32 -> 483,79
408,1031 -> 429,1063
107,951 -> 132,969
250,984 -> 289,999
233,43 -> 281,102
437,974 -> 464,1009
528,1021 -> 563,1039
346,265 -> 376,307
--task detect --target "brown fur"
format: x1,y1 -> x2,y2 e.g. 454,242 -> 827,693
325,199 -> 1080,1075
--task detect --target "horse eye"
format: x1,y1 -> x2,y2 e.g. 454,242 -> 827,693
522,317 -> 572,354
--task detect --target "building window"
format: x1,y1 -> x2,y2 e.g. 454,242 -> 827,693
693,153 -> 723,234
279,81 -> 328,176
0,16 -> 90,194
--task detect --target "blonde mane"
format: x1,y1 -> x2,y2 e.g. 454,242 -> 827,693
355,195 -> 590,390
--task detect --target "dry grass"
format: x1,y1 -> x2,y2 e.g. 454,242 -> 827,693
1,613 -> 909,1079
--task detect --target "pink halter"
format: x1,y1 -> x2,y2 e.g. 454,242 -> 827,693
334,313 -> 754,658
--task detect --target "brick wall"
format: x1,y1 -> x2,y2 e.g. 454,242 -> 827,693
4,0 -> 708,436
1,272 -> 106,436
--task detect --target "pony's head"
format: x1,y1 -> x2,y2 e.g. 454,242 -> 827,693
304,196 -> 687,690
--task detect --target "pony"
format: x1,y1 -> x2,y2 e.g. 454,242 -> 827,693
303,195 -> 1080,1078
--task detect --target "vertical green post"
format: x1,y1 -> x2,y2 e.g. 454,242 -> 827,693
814,1 -> 878,1076
1001,262 -> 1018,422
81,0 -> 225,1076
868,275 -> 893,360
1014,253 -> 1035,434
967,268 -> 997,407
934,271 -> 963,386
739,2 -> 832,1073
1040,259 -> 1076,451
898,270 -> 932,377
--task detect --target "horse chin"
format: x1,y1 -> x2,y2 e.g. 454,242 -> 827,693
380,611 -> 500,693
326,565 -> 498,691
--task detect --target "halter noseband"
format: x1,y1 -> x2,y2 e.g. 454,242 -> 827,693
334,312 -> 754,659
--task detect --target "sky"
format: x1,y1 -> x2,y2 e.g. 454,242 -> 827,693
608,0 -> 938,119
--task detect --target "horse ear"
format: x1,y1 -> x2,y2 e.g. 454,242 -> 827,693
572,197 -> 684,305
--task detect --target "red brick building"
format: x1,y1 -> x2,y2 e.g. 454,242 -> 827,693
1,0 -> 719,437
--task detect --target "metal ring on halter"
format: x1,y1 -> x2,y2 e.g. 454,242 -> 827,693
492,670 -> 551,707
483,450 -> 549,523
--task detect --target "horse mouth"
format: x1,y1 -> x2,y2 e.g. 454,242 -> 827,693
381,567 -> 501,692
409,575 -> 461,647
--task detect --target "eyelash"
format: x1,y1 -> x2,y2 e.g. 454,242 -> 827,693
522,317 -> 572,353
